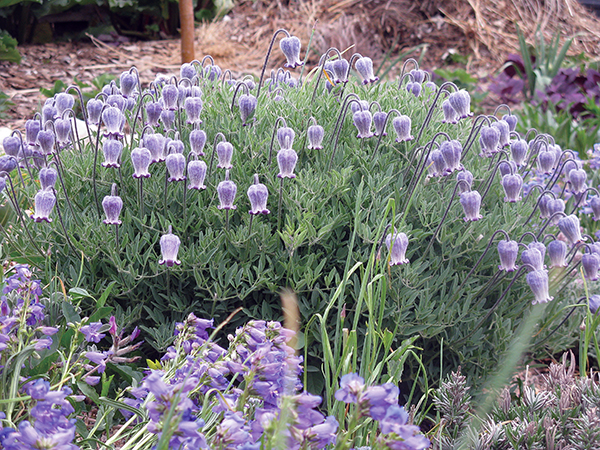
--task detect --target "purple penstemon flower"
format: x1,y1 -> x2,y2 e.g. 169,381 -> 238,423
80,322 -> 106,343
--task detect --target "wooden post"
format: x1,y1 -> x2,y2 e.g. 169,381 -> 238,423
179,0 -> 195,63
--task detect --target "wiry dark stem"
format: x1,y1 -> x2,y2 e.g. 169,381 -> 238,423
208,132 -> 226,178
256,29 -> 291,100
278,177 -> 284,231
536,211 -> 567,240
570,187 -> 600,215
268,117 -> 288,166
524,189 -> 556,225
310,48 -> 343,103
329,97 -> 362,170
479,153 -> 512,204
230,82 -> 250,113
48,160 -> 77,224
460,115 -> 492,162
66,85 -> 90,153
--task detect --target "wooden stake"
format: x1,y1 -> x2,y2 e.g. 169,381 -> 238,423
179,0 -> 195,63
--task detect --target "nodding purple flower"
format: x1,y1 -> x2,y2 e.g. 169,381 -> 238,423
460,190 -> 482,221
54,118 -> 71,146
502,173 -> 523,202
280,36 -> 303,68
102,139 -> 123,168
166,152 -> 186,182
25,119 -> 41,146
184,96 -> 203,125
102,106 -> 125,138
102,184 -> 123,225
205,64 -> 222,81
492,120 -> 510,148
510,139 -> 528,166
0,155 -> 17,174
351,100 -> 369,114
385,230 -> 409,266
247,174 -> 270,215
55,93 -> 74,116
498,239 -> 518,271
526,270 -> 553,305
307,124 -> 324,150
499,160 -> 516,178
217,170 -> 237,210
442,99 -> 459,124
479,126 -> 500,157
159,109 -> 175,131
547,198 -> 565,224
189,130 -> 207,157
145,101 -> 163,127
537,150 -> 555,174
86,99 -> 103,126
410,68 -> 426,84
187,160 -> 207,190
568,168 -> 587,194
31,188 -> 56,223
392,115 -> 413,143
521,246 -> 544,272
106,94 -> 125,111
36,129 -> 55,155
277,148 -> 298,179
440,140 -> 462,173
42,103 -> 57,125
563,159 -> 581,179
159,225 -> 181,267
529,241 -> 547,262
180,63 -> 196,80
143,133 -> 166,164
216,141 -> 234,169
355,56 -> 379,84
39,167 -> 57,190
161,84 -> 178,110
332,58 -> 349,83
558,214 -> 583,245
429,149 -> 447,177
547,240 -> 568,268
3,136 -> 20,158
582,253 -> 600,281
448,90 -> 472,119
238,94 -> 257,126
167,139 -> 184,155
408,82 -> 422,97
131,147 -> 152,179
589,197 -> 600,221
120,71 -> 137,97
353,110 -> 373,139
277,126 -> 296,150
590,295 -> 600,314
502,113 -> 518,131
373,111 -> 388,137
457,170 -> 473,193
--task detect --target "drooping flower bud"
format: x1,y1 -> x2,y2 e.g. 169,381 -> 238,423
216,141 -> 234,169
180,63 -> 196,80
205,64 -> 222,81
161,84 -> 179,110
36,129 -> 55,155
307,124 -> 324,150
217,170 -> 237,210
355,57 -> 379,84
351,100 -> 369,115
529,241 -> 547,263
42,103 -> 57,125
499,160 -> 517,178
408,82 -> 422,97
448,90 -> 472,119
55,93 -> 74,116
547,240 -> 568,268
187,159 -> 207,190
440,140 -> 462,173
277,148 -> 298,179
31,188 -> 56,223
479,126 -> 500,157
442,99 -> 458,124
39,167 -> 57,190
392,115 -> 413,143
247,174 -> 270,215
526,270 -> 553,305
385,230 -> 409,266
102,139 -> 123,168
502,113 -> 518,132
159,225 -> 181,267
238,94 -> 257,126
456,170 -> 473,193
102,106 -> 125,139
86,99 -> 103,126
102,184 -> 123,225
2,136 -> 20,158
54,119 -> 71,146
280,36 -> 303,69
25,119 -> 41,146
0,156 -> 17,174
277,126 -> 296,150
498,239 -> 518,272
410,68 -> 425,84
537,150 -> 555,174
459,190 -> 482,221
373,112 -> 388,137
144,133 -> 166,163
582,253 -> 600,281
558,214 -> 583,245
119,71 -> 137,97
159,109 -> 175,131
510,139 -> 528,166
145,102 -> 163,128
131,147 -> 152,179
492,120 -> 510,148
547,198 -> 565,224
190,129 -> 207,156
590,295 -> 600,314
166,152 -> 186,182
430,149 -> 447,177
502,173 -> 523,202
184,97 -> 203,125
589,196 -> 600,221
353,110 -> 373,139
568,168 -> 587,194
106,94 -> 125,112
331,58 -> 349,83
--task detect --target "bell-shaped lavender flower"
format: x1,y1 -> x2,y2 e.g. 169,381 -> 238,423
410,68 -> 426,84
190,129 -> 207,156
238,94 -> 257,126
547,240 -> 567,268
502,173 -> 523,202
510,139 -> 528,166
582,253 -> 600,281
102,106 -> 125,138
492,120 -> 510,148
161,84 -> 179,110
216,141 -> 234,169
498,239 -> 518,271
55,92 -> 74,116
547,198 -> 566,224
247,174 -> 270,215
589,196 -> 600,221
499,160 -> 516,178
385,230 -> 409,266
36,129 -> 55,155
42,103 -> 57,125
131,147 -> 152,179
166,152 -> 186,182
39,167 -> 57,190
522,247 -> 544,271
307,124 -> 324,150
563,159 -> 581,179
101,139 -> 123,168
277,126 -> 296,150
145,101 -> 163,127
167,139 -> 184,155
332,58 -> 349,83
102,184 -> 123,225
558,214 -> 583,245
392,115 -> 413,142
351,100 -> 369,114
280,36 -> 303,68
373,111 -> 387,137
0,155 -> 17,173
537,150 -> 555,174
31,188 -> 56,223
180,63 -> 196,80
160,109 -> 175,130
460,190 -> 482,221
440,140 -> 462,173
25,119 -> 41,146
568,168 -> 587,194
277,148 -> 298,179
442,99 -> 459,124
120,71 -> 137,97
457,170 -> 473,193
589,295 -> 600,314
502,113 -> 518,131
217,170 -> 237,210
479,126 -> 500,157
355,56 -> 379,84
144,133 -> 166,163
353,110 -> 373,139
106,94 -> 125,111
54,118 -> 71,146
448,90 -> 472,119
187,160 -> 207,190
408,82 -> 422,97
205,64 -> 222,81
430,149 -> 447,177
86,99 -> 103,126
2,136 -> 20,158
184,96 -> 203,125
526,270 -> 553,305
159,225 -> 181,267
529,241 -> 547,262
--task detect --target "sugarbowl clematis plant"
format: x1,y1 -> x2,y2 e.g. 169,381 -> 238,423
280,35 -> 303,69
247,174 -> 270,215
159,225 -> 181,267
355,56 -> 379,84
385,229 -> 409,266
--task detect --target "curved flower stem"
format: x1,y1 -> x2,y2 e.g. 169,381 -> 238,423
130,92 -> 156,148
138,178 -> 144,218
48,160 -> 77,224
532,303 -> 579,347
66,85 -> 90,153
329,96 -> 362,170
208,132 -> 226,178
460,115 -> 491,162
61,108 -> 80,154
163,169 -> 169,218
310,48 -> 342,103
524,189 -> 556,225
278,177 -> 284,231
268,118 -> 287,166
521,134 -> 550,179
372,108 -> 401,157
328,93 -> 361,146
230,82 -> 250,113
92,104 -> 110,218
404,132 -> 450,203
493,104 -> 511,116
225,209 -> 230,232
256,29 -> 291,100
11,130 -> 34,182
545,157 -> 577,193
115,224 -> 119,249
570,187 -> 600,215
536,211 -> 567,240
398,58 -> 420,85
479,153 -> 511,204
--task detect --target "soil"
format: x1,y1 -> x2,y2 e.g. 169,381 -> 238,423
1,0 -> 600,133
